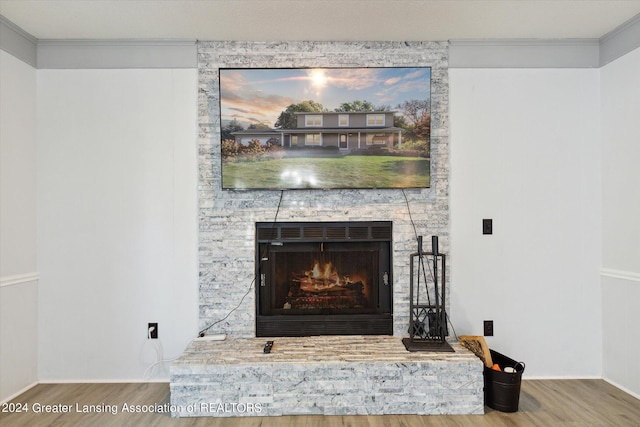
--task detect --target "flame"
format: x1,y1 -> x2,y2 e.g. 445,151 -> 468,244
291,259 -> 369,301
306,260 -> 340,286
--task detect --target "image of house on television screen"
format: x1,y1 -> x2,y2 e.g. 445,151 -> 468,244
219,67 -> 431,190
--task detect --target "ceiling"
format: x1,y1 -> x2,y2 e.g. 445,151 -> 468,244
1,0 -> 640,42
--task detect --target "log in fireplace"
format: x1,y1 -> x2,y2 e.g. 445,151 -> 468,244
256,221 -> 393,337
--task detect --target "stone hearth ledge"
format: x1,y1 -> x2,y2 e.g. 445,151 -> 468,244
170,335 -> 484,417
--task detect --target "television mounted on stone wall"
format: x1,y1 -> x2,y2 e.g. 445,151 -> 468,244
219,67 -> 431,190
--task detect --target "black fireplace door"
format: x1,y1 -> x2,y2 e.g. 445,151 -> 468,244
259,241 -> 390,315
255,221 -> 393,337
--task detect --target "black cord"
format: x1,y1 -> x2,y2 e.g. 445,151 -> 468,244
198,191 -> 285,338
401,189 -> 420,244
273,190 -> 284,223
402,189 -> 433,306
198,278 -> 255,337
446,312 -> 458,341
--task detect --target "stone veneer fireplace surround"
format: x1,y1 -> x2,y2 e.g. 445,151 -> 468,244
197,41 -> 450,338
171,41 -> 484,418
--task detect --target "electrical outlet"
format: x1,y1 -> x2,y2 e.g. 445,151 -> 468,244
482,219 -> 493,235
484,320 -> 494,336
148,322 -> 158,339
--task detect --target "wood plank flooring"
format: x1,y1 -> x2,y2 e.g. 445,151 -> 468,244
1,380 -> 638,426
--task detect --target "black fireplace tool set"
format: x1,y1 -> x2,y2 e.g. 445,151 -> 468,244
402,235 -> 454,352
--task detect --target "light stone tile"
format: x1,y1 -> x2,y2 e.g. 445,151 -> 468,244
183,40 -> 469,417
170,336 -> 483,417
196,41 -> 451,338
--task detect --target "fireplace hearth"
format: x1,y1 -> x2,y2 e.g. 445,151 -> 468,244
256,221 -> 393,337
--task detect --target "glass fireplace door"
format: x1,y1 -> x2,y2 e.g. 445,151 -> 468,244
259,242 -> 385,316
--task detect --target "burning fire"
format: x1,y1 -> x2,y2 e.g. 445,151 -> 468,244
296,260 -> 365,291
306,261 -> 340,286
286,259 -> 370,309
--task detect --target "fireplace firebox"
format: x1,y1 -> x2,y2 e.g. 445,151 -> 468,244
256,221 -> 393,337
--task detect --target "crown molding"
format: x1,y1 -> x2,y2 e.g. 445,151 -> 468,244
37,39 -> 197,69
600,12 -> 640,66
0,14 -> 37,67
2,12 -> 639,69
449,13 -> 640,69
449,38 -> 600,68
1,15 -> 197,69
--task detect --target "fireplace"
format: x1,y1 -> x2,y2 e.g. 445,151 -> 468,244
256,221 -> 393,337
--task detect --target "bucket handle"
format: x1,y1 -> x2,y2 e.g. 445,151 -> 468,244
514,361 -> 525,372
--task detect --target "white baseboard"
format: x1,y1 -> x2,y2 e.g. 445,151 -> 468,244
523,375 -> 602,380
2,379 -> 169,403
37,378 -> 169,384
524,376 -> 639,399
603,378 -> 640,400
1,381 -> 38,404
8,377 -> 637,402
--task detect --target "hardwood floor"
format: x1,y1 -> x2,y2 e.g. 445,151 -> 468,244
1,380 -> 638,426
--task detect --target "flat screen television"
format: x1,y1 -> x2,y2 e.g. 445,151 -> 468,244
219,67 -> 431,190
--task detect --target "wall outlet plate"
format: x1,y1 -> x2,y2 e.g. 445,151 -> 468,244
148,322 -> 158,339
484,320 -> 494,336
482,219 -> 493,235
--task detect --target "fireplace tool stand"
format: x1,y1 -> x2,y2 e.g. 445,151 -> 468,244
403,235 -> 454,352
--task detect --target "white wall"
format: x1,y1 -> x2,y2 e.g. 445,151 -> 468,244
449,68 -> 602,377
0,50 -> 39,401
6,44 -> 638,389
0,51 -> 38,278
600,46 -> 640,396
36,68 -> 199,381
